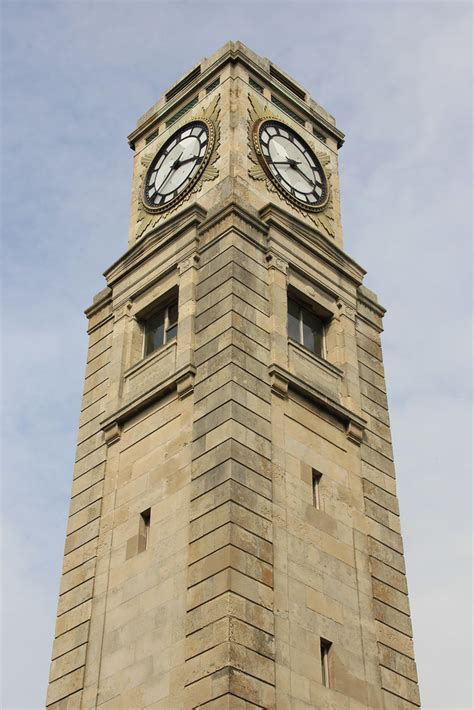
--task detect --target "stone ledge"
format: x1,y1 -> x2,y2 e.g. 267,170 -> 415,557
100,363 -> 196,442
268,363 -> 366,444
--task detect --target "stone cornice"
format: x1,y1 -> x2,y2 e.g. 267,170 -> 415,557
198,199 -> 268,245
268,363 -> 366,445
357,284 -> 386,317
260,202 -> 366,286
84,286 -> 112,320
128,43 -> 344,150
103,204 -> 207,288
100,363 -> 196,440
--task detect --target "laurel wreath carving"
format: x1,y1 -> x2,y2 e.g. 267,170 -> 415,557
136,94 -> 221,239
247,93 -> 336,239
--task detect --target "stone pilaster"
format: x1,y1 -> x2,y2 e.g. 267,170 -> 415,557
356,287 -> 420,709
184,204 -> 276,708
46,290 -> 113,709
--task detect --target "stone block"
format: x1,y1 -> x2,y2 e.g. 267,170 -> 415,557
375,622 -> 415,659
372,580 -> 410,615
366,519 -> 403,554
60,558 -> 96,595
368,538 -> 405,574
46,667 -> 85,706
67,500 -> 102,536
190,479 -> 272,523
380,666 -> 420,705
52,621 -> 89,661
361,394 -> 390,427
360,444 -> 395,478
49,643 -> 87,683
373,600 -> 412,637
362,479 -> 399,515
58,579 -> 94,616
70,464 -> 105,498
191,459 -> 272,502
369,558 -> 408,594
190,501 -> 272,544
378,642 -> 418,683
46,689 -> 83,709
306,588 -> 344,624
69,482 -> 103,517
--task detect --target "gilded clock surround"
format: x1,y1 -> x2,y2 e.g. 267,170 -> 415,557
136,93 -> 221,239
143,119 -> 215,213
247,93 -> 337,239
252,118 -> 329,213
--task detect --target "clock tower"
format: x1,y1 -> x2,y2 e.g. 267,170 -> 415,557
47,42 -> 420,709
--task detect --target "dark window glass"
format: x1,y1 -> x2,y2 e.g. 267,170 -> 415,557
312,470 -> 322,509
302,308 -> 324,357
288,297 -> 301,342
144,300 -> 178,357
287,296 -> 325,358
320,638 -> 332,687
144,309 -> 165,356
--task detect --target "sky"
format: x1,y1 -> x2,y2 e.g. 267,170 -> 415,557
0,1 -> 472,708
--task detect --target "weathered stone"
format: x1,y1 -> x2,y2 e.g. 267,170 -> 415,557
47,42 -> 419,710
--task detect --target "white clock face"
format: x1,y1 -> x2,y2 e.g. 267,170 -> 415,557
144,121 -> 210,209
256,120 -> 328,209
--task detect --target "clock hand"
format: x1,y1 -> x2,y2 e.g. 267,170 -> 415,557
174,154 -> 200,167
293,165 -> 319,188
271,160 -> 301,166
156,165 -> 175,192
156,152 -> 183,191
270,157 -> 316,188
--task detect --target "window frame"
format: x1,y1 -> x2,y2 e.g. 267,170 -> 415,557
312,470 -> 322,510
139,508 -> 151,552
287,293 -> 327,359
142,297 -> 178,358
320,638 -> 332,687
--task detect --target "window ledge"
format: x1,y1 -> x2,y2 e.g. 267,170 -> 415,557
288,338 -> 343,379
124,338 -> 177,379
269,362 -> 366,445
101,362 -> 196,443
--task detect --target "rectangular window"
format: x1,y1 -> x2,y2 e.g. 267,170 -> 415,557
139,508 -> 151,552
166,96 -> 198,128
312,470 -> 322,509
288,296 -> 325,358
320,638 -> 332,687
249,77 -> 264,94
144,299 -> 178,357
271,95 -> 305,126
313,127 -> 327,143
145,130 -> 158,144
206,78 -> 220,94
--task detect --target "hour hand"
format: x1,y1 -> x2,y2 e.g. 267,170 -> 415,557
175,154 -> 200,167
270,159 -> 302,168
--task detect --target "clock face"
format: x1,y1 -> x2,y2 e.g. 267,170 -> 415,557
254,120 -> 328,210
144,121 -> 212,210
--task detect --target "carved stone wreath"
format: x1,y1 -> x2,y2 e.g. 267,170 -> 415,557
247,93 -> 336,239
136,93 -> 221,240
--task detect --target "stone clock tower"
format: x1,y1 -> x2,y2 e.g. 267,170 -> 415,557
47,42 -> 420,710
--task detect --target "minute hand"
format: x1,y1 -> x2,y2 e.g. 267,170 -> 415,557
290,163 -> 315,186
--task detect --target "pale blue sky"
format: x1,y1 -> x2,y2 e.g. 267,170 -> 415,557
1,1 -> 472,708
